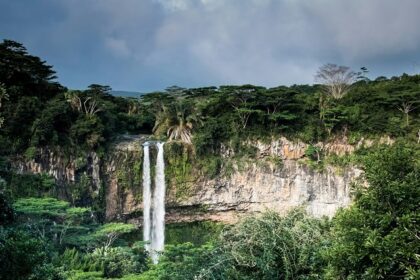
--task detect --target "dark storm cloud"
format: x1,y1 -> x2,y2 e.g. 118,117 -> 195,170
1,0 -> 419,91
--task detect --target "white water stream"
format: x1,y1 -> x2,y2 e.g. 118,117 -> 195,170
142,143 -> 151,252
142,142 -> 166,264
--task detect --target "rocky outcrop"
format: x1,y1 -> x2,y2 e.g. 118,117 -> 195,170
104,136 -> 145,220
164,161 -> 360,224
160,137 -> 363,224
13,135 -> 147,206
14,148 -> 99,199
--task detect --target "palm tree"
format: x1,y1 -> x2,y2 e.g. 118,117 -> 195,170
152,100 -> 201,144
167,110 -> 194,144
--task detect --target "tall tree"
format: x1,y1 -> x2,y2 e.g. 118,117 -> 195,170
315,63 -> 357,99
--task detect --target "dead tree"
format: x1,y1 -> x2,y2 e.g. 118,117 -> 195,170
315,63 -> 357,99
65,91 -> 101,117
397,102 -> 414,126
83,97 -> 102,116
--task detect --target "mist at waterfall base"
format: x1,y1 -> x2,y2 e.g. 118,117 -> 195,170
142,142 -> 166,264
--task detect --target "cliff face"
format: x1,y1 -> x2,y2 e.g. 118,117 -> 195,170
14,148 -> 101,200
14,136 -> 366,224
164,160 -> 359,224
163,137 -> 362,224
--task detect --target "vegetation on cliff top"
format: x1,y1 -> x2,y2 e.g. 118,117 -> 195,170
0,39 -> 419,159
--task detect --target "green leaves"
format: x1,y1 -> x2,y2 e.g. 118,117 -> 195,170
14,197 -> 70,217
93,222 -> 135,237
88,222 -> 136,249
211,209 -> 330,280
0,229 -> 61,280
326,142 -> 420,279
14,197 -> 90,219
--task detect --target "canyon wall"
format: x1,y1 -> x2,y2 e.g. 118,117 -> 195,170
14,136 -> 368,224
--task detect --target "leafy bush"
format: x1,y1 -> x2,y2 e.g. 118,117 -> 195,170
206,209 -> 331,280
325,142 -> 420,279
61,244 -> 148,279
138,243 -> 215,280
0,229 -> 61,280
142,209 -> 331,280
0,179 -> 14,225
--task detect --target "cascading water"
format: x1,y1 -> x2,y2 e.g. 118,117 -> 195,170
142,143 -> 151,252
142,141 -> 166,264
151,142 -> 166,263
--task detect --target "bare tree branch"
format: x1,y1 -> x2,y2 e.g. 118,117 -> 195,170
397,102 -> 414,126
315,63 -> 357,99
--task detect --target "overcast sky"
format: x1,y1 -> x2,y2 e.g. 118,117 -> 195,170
1,0 -> 420,92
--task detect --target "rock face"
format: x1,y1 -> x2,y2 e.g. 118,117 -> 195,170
14,135 -> 364,224
164,161 -> 359,224
163,138 -> 362,224
13,148 -> 101,199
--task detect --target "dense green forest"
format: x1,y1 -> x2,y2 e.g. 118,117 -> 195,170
0,40 -> 419,279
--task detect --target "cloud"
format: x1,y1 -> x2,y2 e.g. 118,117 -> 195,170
105,37 -> 133,58
154,0 -> 192,11
146,0 -> 420,86
1,0 -> 419,91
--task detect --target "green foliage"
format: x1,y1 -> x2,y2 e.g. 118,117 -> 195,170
14,197 -> 69,216
1,171 -> 57,198
3,142 -> 419,279
0,40 -> 150,155
0,40 -> 64,153
205,209 -> 331,280
65,271 -> 103,280
24,146 -> 38,160
165,142 -> 195,198
70,173 -> 93,206
139,210 -> 330,280
28,263 -> 64,280
60,244 -> 148,279
138,243 -> 215,280
266,155 -> 283,169
88,222 -> 136,249
165,221 -> 223,245
114,150 -> 142,193
1,39 -> 420,160
325,142 -> 420,279
0,228 -> 62,280
0,178 -> 14,225
13,197 -> 92,248
93,222 -> 136,237
101,246 -> 144,278
305,145 -> 322,161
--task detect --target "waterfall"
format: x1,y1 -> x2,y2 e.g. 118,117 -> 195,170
142,141 -> 166,264
142,143 -> 151,252
151,142 -> 166,263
